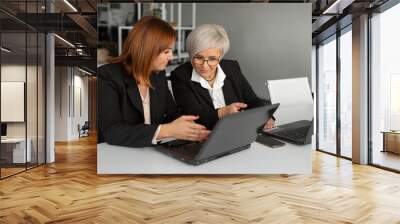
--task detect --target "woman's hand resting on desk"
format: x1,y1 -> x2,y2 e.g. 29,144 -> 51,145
158,115 -> 211,141
217,102 -> 247,118
264,118 -> 276,130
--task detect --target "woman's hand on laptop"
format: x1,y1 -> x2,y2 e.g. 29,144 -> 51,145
158,115 -> 211,142
217,102 -> 247,118
264,118 -> 276,130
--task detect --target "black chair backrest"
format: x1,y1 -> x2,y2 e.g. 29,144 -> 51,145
82,121 -> 90,129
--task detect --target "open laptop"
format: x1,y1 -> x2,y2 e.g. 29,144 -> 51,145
263,78 -> 314,145
155,103 -> 279,165
262,119 -> 313,145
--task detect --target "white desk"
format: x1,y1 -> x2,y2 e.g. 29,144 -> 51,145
1,138 -> 32,163
97,142 -> 312,174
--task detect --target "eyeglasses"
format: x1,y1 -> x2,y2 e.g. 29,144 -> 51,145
192,56 -> 220,66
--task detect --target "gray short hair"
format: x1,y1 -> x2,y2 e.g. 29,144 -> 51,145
186,24 -> 230,60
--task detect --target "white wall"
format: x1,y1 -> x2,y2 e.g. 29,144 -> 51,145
1,66 -> 25,131
72,72 -> 89,138
196,3 -> 312,98
312,45 -> 317,151
1,65 -> 26,81
55,66 -> 69,141
1,65 -> 40,137
1,64 -> 46,164
54,67 -> 89,141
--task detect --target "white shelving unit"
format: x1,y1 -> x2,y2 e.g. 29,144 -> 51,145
117,3 -> 196,63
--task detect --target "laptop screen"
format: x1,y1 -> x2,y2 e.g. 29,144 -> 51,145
265,77 -> 313,125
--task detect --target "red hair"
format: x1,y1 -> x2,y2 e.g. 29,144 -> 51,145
109,16 -> 176,86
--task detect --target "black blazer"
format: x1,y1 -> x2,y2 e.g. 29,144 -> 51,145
97,63 -> 179,147
170,59 -> 268,130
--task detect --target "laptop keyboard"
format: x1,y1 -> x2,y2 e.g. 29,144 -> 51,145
163,141 -> 203,158
272,126 -> 309,140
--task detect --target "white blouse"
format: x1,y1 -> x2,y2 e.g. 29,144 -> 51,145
138,86 -> 160,144
191,64 -> 227,109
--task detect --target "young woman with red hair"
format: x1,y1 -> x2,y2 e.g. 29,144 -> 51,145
98,16 -> 210,147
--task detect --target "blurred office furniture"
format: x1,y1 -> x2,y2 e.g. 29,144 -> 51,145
1,138 -> 32,166
117,3 -> 196,63
78,121 -> 90,138
382,131 -> 400,154
1,81 -> 31,166
98,3 -> 195,64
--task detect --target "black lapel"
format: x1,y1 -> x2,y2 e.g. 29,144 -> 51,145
222,75 -> 239,105
183,62 -> 214,108
123,70 -> 144,115
191,81 -> 214,108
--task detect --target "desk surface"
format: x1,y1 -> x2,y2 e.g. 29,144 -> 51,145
381,131 -> 400,134
1,138 -> 27,143
97,142 -> 312,174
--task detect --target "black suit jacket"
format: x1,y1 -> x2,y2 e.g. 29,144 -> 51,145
170,59 -> 268,130
97,63 -> 179,147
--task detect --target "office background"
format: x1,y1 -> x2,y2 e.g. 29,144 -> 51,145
314,1 -> 400,172
2,1 -> 399,178
196,3 -> 311,97
98,3 -> 311,98
0,4 -> 47,177
1,1 -> 400,222
0,0 -> 97,179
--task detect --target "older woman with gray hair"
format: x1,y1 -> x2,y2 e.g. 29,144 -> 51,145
170,24 -> 275,130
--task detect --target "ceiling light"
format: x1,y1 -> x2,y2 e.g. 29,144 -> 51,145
63,0 -> 78,12
78,67 -> 92,76
76,49 -> 86,55
1,47 -> 11,53
54,34 -> 75,48
323,0 -> 344,14
322,0 -> 355,15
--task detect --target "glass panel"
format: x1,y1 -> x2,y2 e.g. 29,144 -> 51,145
38,32 -> 45,165
371,4 -> 400,171
318,36 -> 337,154
1,0 -> 46,178
26,0 -> 38,170
27,31 -> 38,169
1,8 -> 28,177
340,29 -> 352,158
311,46 -> 317,150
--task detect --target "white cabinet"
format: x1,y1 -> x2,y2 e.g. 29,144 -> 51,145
1,138 -> 32,163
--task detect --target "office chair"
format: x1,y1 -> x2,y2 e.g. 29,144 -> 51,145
78,121 -> 90,138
